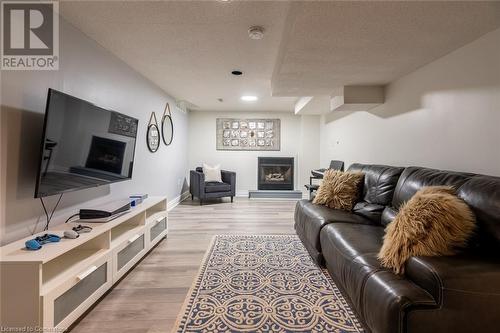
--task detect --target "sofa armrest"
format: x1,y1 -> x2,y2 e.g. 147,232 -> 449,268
362,270 -> 437,333
190,170 -> 205,198
221,170 -> 236,196
405,252 -> 500,304
404,252 -> 500,332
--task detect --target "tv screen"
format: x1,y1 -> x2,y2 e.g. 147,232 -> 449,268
34,89 -> 139,198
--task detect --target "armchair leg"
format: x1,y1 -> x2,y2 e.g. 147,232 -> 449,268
231,196 -> 234,203
191,194 -> 194,200
200,199 -> 203,206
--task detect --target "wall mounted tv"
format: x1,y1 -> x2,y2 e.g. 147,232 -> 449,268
34,89 -> 139,198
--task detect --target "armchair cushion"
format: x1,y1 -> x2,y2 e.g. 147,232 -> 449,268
205,181 -> 231,193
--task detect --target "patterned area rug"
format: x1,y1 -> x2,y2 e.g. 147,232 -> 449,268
173,235 -> 364,333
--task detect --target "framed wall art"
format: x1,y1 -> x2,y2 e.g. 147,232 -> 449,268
161,102 -> 174,146
147,112 -> 160,153
216,118 -> 280,151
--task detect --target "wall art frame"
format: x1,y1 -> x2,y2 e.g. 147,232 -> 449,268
161,102 -> 173,146
216,118 -> 281,151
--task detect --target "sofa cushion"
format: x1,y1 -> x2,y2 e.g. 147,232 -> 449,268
294,200 -> 375,253
458,175 -> 500,248
204,181 -> 231,193
347,164 -> 404,223
353,202 -> 386,222
379,167 -> 474,227
392,166 -> 473,209
321,223 -> 385,259
348,164 -> 404,206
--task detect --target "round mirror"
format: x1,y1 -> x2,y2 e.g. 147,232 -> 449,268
161,114 -> 173,145
147,123 -> 160,152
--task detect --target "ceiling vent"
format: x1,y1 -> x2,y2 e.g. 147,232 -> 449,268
330,85 -> 385,112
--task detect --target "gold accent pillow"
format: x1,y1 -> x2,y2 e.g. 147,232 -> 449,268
312,170 -> 364,211
378,186 -> 475,275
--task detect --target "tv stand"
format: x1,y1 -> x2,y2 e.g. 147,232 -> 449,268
0,197 -> 168,331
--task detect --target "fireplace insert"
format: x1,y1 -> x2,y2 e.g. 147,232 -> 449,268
258,157 -> 294,190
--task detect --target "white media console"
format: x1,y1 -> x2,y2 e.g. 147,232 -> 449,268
0,196 -> 168,331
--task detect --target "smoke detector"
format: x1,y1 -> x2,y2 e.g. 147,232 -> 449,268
248,26 -> 265,40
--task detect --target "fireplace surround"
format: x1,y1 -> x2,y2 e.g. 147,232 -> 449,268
258,157 -> 294,190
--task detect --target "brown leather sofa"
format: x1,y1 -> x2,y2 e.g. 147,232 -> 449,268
294,164 -> 500,333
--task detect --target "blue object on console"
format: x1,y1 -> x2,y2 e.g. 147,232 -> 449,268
25,234 -> 61,251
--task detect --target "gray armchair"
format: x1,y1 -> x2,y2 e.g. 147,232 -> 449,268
190,167 -> 236,205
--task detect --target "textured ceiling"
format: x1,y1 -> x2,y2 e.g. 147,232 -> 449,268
60,1 -> 500,111
273,0 -> 500,96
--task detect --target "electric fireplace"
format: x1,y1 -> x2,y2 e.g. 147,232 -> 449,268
258,157 -> 294,190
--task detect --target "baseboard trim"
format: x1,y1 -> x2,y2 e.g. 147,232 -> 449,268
235,190 -> 249,197
168,191 -> 190,211
248,190 -> 303,200
236,190 -> 308,199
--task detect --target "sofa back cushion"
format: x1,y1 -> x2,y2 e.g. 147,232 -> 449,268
392,167 -> 473,209
347,164 -> 404,223
348,164 -> 405,205
458,175 -> 500,248
381,167 -> 474,227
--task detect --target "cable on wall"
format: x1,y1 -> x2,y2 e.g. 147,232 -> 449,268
40,193 -> 64,231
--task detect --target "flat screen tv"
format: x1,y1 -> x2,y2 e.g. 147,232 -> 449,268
34,89 -> 139,198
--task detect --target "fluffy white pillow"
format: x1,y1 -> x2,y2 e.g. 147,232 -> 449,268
203,163 -> 222,182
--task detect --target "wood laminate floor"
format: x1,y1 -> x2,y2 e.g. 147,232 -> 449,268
69,197 -> 297,333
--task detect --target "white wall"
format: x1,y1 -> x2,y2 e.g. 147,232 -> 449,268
188,111 -> 320,196
0,18 -> 189,245
320,28 -> 500,177
298,115 -> 321,191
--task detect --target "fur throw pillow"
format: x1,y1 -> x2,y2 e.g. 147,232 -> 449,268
378,186 -> 475,274
312,170 -> 364,211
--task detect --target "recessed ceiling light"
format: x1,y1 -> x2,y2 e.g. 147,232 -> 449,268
231,70 -> 243,76
241,95 -> 258,102
248,26 -> 265,40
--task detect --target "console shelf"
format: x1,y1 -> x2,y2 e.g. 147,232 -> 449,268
42,248 -> 109,295
111,224 -> 144,247
0,196 -> 168,331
